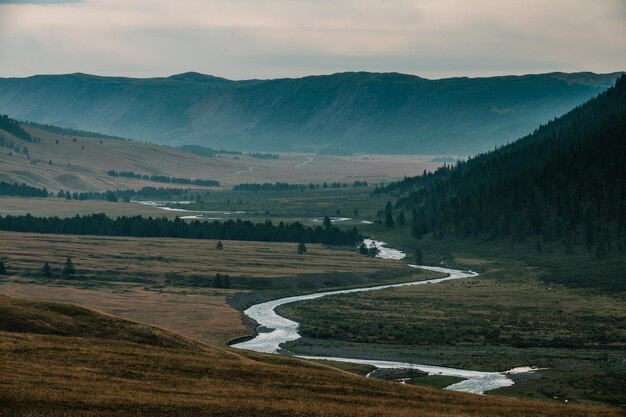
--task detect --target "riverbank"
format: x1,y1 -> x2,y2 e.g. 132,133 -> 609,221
231,240 -> 540,394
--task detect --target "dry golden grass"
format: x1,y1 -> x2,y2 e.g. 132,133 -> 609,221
0,230 -> 414,345
0,124 -> 440,191
0,230 -> 407,280
0,284 -> 245,345
0,295 -> 620,417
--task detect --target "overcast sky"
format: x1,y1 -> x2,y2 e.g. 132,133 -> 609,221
0,0 -> 625,79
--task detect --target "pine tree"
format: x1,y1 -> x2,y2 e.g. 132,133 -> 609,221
358,242 -> 369,255
322,216 -> 332,227
595,229 -> 608,259
297,242 -> 307,254
384,201 -> 393,216
42,261 -> 52,277
62,257 -> 75,278
223,274 -> 231,289
384,212 -> 395,228
216,240 -> 224,250
368,242 -> 379,257
396,211 -> 406,226
584,210 -> 595,251
414,248 -> 423,265
0,258 -> 5,275
213,273 -> 223,288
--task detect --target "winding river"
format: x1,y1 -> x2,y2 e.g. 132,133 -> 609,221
231,239 -> 537,394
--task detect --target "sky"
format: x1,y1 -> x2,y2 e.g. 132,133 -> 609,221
0,0 -> 625,80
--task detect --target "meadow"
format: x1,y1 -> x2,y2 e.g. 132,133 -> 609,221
280,225 -> 626,406
0,230 -> 419,345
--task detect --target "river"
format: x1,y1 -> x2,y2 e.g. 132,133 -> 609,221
231,239 -> 538,394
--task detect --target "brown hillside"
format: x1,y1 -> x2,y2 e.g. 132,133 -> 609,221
0,124 -> 438,192
0,295 -> 621,417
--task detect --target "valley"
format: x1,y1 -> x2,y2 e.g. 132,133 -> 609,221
2,2 -> 625,416
0,77 -> 624,414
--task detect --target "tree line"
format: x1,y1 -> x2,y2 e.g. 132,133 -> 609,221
106,170 -> 219,187
0,181 -> 48,198
233,180 -> 369,192
56,186 -> 191,202
180,144 -> 279,160
23,120 -> 129,141
0,213 -> 362,245
0,184 -> 191,201
248,152 -> 279,160
179,145 -> 243,157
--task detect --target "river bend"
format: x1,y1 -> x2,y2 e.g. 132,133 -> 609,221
230,239 -> 535,394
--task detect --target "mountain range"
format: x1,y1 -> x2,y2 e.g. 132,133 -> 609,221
0,71 -> 620,154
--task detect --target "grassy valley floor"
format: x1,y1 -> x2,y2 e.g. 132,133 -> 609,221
0,229 -> 429,347
280,233 -> 626,406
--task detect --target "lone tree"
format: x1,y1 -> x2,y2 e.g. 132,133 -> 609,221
216,240 -> 224,250
322,216 -> 332,228
297,242 -> 307,254
213,273 -> 223,288
414,248 -> 423,265
42,261 -> 52,277
358,242 -> 369,255
0,258 -> 6,275
368,242 -> 379,257
62,257 -> 75,278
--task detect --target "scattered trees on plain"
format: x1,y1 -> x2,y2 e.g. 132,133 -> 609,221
41,261 -> 52,277
62,257 -> 75,278
297,242 -> 307,254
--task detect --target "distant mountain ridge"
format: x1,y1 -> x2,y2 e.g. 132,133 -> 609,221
0,71 -> 620,154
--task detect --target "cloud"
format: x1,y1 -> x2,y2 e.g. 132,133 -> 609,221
0,0 -> 624,79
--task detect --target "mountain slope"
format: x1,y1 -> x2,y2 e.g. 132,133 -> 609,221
0,71 -> 619,154
376,76 -> 626,289
0,295 -> 619,417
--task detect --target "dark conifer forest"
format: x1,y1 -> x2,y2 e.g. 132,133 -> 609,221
376,75 -> 626,256
0,181 -> 48,197
0,114 -> 33,142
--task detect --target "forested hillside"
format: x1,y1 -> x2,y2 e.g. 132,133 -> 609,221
0,71 -> 618,154
377,75 -> 626,266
